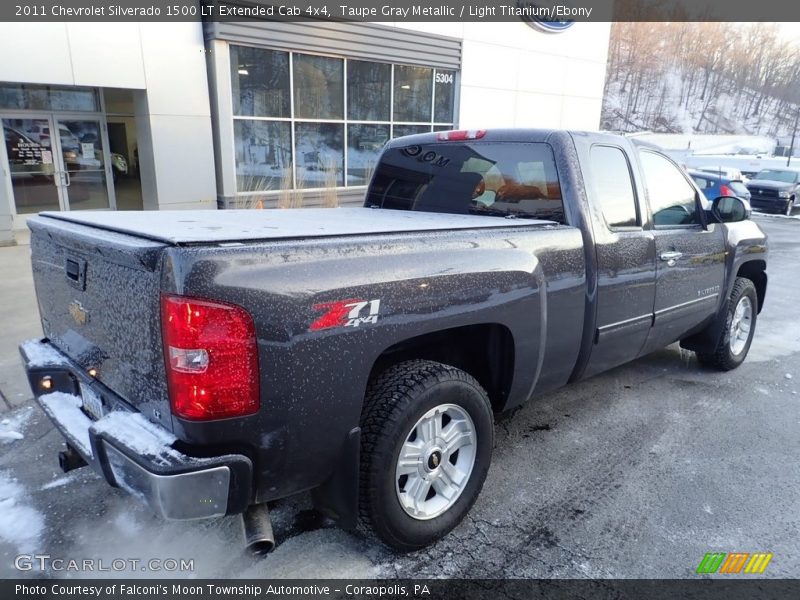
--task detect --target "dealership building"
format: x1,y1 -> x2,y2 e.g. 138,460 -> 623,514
0,17 -> 610,244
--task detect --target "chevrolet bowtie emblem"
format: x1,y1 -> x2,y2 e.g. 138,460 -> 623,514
69,300 -> 88,326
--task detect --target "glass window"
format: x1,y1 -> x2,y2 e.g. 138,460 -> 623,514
347,60 -> 390,121
367,142 -> 564,222
752,169 -> 800,183
394,66 -> 433,122
639,151 -> 699,227
230,46 -> 290,118
347,124 -> 389,186
50,88 -> 97,111
393,124 -> 431,138
293,54 -> 343,120
0,83 -> 97,111
590,146 -> 638,228
234,120 -> 292,192
228,48 -> 457,195
295,122 -> 344,187
434,70 -> 455,123
690,175 -> 711,190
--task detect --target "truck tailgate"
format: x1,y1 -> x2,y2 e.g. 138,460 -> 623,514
27,215 -> 173,431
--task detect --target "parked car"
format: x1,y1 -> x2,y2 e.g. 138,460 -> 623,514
110,152 -> 128,177
745,168 -> 800,216
695,165 -> 748,183
689,169 -> 751,203
20,129 -> 767,553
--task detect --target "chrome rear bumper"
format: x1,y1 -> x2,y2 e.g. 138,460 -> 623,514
20,338 -> 252,520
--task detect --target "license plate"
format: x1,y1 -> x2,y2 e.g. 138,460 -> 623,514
80,382 -> 104,420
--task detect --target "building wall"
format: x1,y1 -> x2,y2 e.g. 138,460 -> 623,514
0,21 -> 216,235
394,21 -> 611,130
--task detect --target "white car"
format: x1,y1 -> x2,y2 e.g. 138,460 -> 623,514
696,165 -> 748,183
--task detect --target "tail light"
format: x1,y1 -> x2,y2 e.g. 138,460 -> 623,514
719,184 -> 732,196
437,129 -> 487,141
161,294 -> 260,420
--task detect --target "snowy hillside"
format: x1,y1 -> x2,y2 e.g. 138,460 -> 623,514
601,23 -> 800,138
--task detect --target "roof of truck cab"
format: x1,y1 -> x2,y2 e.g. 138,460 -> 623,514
36,207 -> 555,245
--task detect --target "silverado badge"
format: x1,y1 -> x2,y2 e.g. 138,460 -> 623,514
69,300 -> 88,326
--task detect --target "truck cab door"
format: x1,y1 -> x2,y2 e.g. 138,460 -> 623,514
581,144 -> 656,378
637,150 -> 726,354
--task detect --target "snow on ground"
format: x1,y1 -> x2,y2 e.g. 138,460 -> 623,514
0,405 -> 34,444
0,471 -> 44,554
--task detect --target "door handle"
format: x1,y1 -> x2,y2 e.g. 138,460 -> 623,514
63,170 -> 70,187
660,251 -> 682,266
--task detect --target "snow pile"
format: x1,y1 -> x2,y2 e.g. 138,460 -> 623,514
0,472 -> 44,554
39,392 -> 92,456
20,339 -> 66,367
92,410 -> 177,463
0,406 -> 34,444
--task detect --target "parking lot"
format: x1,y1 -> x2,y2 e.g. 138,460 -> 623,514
0,214 -> 798,579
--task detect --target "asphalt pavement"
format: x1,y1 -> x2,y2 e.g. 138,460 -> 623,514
0,214 -> 798,579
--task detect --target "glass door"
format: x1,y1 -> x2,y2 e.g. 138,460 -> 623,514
55,118 -> 115,210
2,116 -> 64,216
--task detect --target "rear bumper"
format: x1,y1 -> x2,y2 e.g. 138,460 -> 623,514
19,339 -> 252,520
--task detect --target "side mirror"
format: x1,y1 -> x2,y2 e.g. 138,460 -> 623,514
711,195 -> 750,223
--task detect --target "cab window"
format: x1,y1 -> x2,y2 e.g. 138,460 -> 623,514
639,151 -> 699,227
590,145 -> 639,228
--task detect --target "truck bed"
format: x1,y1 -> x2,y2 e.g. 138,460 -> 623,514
40,207 -> 553,245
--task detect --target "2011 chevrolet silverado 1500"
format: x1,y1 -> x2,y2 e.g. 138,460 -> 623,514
20,129 -> 767,552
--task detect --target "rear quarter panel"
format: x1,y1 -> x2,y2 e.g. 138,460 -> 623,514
163,225 -> 585,501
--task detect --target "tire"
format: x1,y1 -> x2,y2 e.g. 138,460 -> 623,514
696,277 -> 758,371
785,198 -> 794,217
359,359 -> 494,551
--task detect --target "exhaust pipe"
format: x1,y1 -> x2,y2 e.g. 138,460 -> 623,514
58,444 -> 87,473
241,504 -> 275,555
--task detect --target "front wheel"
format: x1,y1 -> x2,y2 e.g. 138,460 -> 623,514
785,198 -> 795,217
697,277 -> 758,370
358,360 -> 494,551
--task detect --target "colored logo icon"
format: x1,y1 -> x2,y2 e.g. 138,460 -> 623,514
696,552 -> 773,574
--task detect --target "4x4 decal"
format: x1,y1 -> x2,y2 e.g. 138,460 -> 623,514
310,299 -> 381,331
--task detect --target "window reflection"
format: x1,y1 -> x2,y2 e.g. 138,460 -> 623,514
0,84 -> 97,112
394,66 -> 433,122
234,120 -> 292,192
228,45 -> 456,194
293,54 -> 344,120
295,123 -> 344,187
347,60 -> 391,121
393,124 -> 431,138
348,124 -> 389,186
230,46 -> 290,118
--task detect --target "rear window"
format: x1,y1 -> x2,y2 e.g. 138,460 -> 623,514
729,181 -> 749,196
691,175 -> 712,190
366,142 -> 565,223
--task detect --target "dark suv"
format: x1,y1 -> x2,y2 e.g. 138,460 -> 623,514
746,168 -> 800,216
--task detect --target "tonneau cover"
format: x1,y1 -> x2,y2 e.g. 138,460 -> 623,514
38,207 -> 551,245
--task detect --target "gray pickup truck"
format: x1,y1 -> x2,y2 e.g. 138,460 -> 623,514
20,129 -> 767,553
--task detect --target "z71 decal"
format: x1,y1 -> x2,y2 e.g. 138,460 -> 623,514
310,299 -> 381,331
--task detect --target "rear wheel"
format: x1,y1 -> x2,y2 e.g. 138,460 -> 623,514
358,360 -> 494,551
697,277 -> 757,371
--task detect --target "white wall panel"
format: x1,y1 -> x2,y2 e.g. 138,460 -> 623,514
0,23 -> 73,85
67,23 -> 145,89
